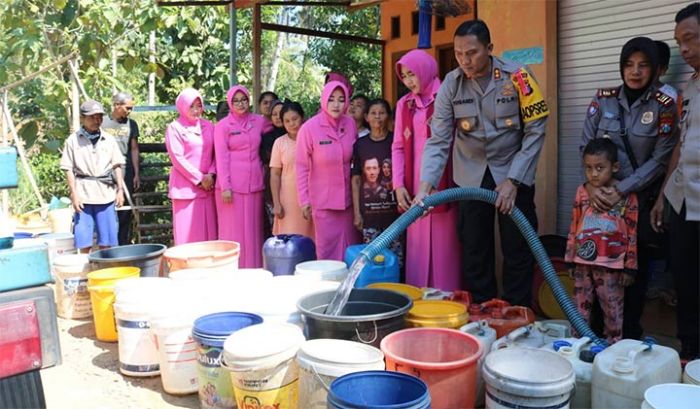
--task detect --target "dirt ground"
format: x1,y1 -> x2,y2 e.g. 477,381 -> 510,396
42,316 -> 199,409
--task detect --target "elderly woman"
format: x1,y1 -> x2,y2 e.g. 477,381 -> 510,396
214,85 -> 267,267
164,88 -> 217,244
296,81 -> 358,260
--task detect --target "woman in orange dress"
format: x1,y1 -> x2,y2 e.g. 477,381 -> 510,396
270,102 -> 315,239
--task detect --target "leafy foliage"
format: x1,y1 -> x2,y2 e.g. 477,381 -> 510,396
0,1 -> 381,214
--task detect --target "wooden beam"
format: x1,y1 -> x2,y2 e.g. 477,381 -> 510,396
261,22 -> 384,45
261,1 -> 350,6
0,52 -> 77,93
156,0 -> 232,6
252,2 -> 262,104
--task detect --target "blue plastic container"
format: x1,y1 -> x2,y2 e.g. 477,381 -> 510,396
327,370 -> 431,409
263,234 -> 316,276
13,232 -> 34,239
0,146 -> 18,189
192,312 -> 263,409
344,244 -> 400,288
0,243 -> 51,292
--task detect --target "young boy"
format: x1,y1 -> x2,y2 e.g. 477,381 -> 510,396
565,138 -> 638,344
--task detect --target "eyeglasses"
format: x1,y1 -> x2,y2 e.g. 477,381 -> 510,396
232,98 -> 249,105
124,106 -> 134,111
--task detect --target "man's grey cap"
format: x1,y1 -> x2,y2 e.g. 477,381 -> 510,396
80,99 -> 105,116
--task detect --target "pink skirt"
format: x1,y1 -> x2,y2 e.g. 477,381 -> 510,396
215,190 -> 264,268
313,207 -> 359,261
172,197 -> 217,245
405,206 -> 462,291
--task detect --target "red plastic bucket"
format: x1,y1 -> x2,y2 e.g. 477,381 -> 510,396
380,328 -> 483,409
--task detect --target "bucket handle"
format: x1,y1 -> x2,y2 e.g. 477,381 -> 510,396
354,321 -> 378,345
310,363 -> 331,392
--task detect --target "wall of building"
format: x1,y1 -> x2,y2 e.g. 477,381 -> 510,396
380,0 -> 476,103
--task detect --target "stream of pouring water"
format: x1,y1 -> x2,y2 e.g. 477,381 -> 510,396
324,254 -> 369,315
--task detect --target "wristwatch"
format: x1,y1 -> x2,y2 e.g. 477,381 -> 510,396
509,178 -> 521,187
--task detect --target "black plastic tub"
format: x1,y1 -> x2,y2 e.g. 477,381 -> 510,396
297,288 -> 413,348
88,244 -> 167,277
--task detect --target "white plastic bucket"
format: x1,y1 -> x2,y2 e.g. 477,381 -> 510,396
169,267 -> 272,281
53,254 -> 92,319
295,260 -> 348,282
244,276 -> 338,328
151,316 -> 199,395
113,277 -> 176,377
39,232 -> 76,267
48,207 -> 73,233
222,323 -> 306,409
642,383 -> 700,409
684,360 -> 700,385
483,348 -> 575,409
296,339 -> 385,409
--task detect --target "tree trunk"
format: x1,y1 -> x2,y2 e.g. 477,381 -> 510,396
265,8 -> 288,92
148,31 -> 156,105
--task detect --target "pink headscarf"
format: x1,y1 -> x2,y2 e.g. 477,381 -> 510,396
325,72 -> 353,98
320,80 -> 350,130
175,88 -> 204,127
226,85 -> 251,123
396,50 -> 439,99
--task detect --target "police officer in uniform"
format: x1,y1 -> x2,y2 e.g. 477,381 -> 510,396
417,20 -> 549,307
581,36 -> 679,340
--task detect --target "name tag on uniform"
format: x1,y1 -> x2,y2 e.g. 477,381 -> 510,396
454,98 -> 474,105
603,111 -> 616,119
319,140 -> 333,145
230,130 -> 241,136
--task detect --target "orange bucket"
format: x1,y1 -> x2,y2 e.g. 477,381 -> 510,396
163,240 -> 240,272
381,328 -> 483,409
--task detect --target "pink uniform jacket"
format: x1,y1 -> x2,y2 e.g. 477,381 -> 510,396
165,88 -> 216,200
215,85 -> 266,194
296,81 -> 357,210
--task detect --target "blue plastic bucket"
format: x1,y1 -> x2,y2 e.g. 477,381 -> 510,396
192,312 -> 263,409
327,370 -> 431,409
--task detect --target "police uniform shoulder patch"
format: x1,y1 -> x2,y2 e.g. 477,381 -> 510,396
587,101 -> 599,117
597,88 -> 619,98
654,91 -> 674,107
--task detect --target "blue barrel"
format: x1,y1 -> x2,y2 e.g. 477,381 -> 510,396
263,234 -> 316,276
327,370 -> 431,409
344,244 -> 399,288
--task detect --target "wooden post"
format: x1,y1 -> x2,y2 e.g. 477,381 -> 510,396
2,104 -> 47,209
229,3 -> 238,86
1,92 -> 9,216
148,31 -> 156,105
252,2 -> 262,108
70,76 -> 80,134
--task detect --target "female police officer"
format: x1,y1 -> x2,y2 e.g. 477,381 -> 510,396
581,36 -> 679,340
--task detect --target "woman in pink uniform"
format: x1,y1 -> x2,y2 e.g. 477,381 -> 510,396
165,88 -> 217,245
296,81 -> 359,260
270,102 -> 315,239
214,85 -> 265,268
392,49 -> 461,291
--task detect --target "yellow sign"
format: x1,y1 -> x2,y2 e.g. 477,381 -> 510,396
512,68 -> 549,123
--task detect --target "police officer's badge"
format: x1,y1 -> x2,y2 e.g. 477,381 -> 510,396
502,83 -> 515,97
641,111 -> 654,125
403,127 -> 412,140
459,118 -> 471,132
